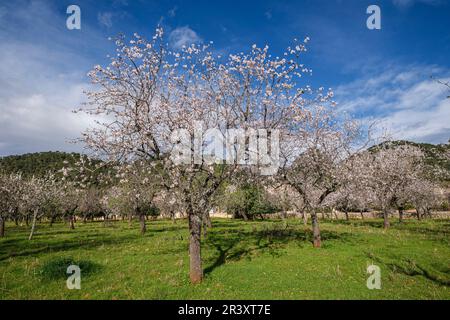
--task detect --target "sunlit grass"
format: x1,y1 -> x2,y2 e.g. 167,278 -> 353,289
0,218 -> 449,299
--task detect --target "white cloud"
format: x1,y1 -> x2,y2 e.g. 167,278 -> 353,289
0,0 -> 105,156
335,65 -> 450,144
169,26 -> 202,49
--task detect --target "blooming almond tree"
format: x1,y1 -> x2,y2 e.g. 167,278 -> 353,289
78,28 -> 329,283
364,143 -> 426,228
278,103 -> 363,247
21,174 -> 59,240
110,160 -> 161,234
0,173 -> 24,237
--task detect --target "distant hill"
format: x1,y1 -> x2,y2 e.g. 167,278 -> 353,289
0,151 -> 82,178
370,140 -> 450,183
1,140 -> 449,182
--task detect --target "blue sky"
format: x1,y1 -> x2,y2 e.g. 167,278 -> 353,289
0,0 -> 449,156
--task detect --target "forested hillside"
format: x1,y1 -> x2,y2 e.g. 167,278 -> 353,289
1,141 -> 449,180
0,152 -> 82,177
370,140 -> 450,183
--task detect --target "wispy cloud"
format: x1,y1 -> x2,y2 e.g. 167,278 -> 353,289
169,26 -> 202,49
392,0 -> 442,8
335,65 -> 450,143
0,0 -> 103,156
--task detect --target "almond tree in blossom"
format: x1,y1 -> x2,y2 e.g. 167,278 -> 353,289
363,143 -> 427,228
22,175 -> 59,240
106,161 -> 161,234
77,27 -> 337,283
0,173 -> 24,237
278,103 -> 362,247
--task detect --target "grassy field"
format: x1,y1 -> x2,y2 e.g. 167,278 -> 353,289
0,218 -> 449,299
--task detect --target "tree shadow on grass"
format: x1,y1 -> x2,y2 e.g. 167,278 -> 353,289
0,233 -> 142,262
331,219 -> 386,229
367,253 -> 450,286
204,224 -> 354,276
38,257 -> 102,281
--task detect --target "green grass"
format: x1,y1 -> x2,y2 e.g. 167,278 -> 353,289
0,218 -> 449,299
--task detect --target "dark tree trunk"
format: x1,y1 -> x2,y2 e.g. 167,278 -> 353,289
28,209 -> 38,240
383,209 -> 390,229
0,217 -> 5,237
50,216 -> 55,227
69,215 -> 75,230
189,212 -> 203,284
398,207 -> 404,223
25,216 -> 29,227
416,208 -> 422,220
241,211 -> 249,221
344,210 -> 349,221
360,210 -> 364,220
202,213 -> 212,237
14,217 -> 19,226
139,214 -> 146,235
311,212 -> 321,248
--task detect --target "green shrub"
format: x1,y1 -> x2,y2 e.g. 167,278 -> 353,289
38,257 -> 101,281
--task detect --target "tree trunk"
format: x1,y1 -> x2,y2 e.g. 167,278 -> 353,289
398,207 -> 404,223
311,212 -> 321,248
28,209 -> 38,240
14,217 -> 19,226
302,212 -> 308,226
416,208 -> 422,220
128,213 -> 133,226
344,210 -> 349,221
360,210 -> 364,220
189,213 -> 203,284
69,215 -> 75,230
241,211 -> 249,221
383,209 -> 390,229
0,217 -> 5,237
139,214 -> 146,235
